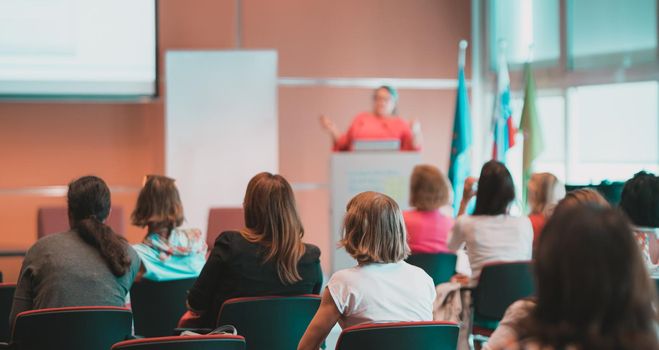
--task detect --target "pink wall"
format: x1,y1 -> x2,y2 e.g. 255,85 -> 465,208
0,0 -> 471,280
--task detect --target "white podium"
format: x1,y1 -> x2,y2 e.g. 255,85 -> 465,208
330,152 -> 423,272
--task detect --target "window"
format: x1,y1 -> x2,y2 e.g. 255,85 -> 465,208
488,0 -> 560,69
480,0 -> 659,190
567,81 -> 658,183
568,0 -> 657,69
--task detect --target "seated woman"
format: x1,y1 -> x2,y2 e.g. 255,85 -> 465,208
526,172 -> 565,248
620,171 -> 659,275
403,164 -> 453,254
448,161 -> 533,286
320,85 -> 422,151
184,172 -> 322,328
486,204 -> 657,349
9,176 -> 141,326
298,191 -> 435,350
485,188 -> 610,350
131,175 -> 207,281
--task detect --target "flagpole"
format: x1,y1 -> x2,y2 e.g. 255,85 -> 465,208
458,40 -> 468,69
450,39 -> 472,214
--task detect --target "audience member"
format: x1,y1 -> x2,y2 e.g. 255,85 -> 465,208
620,171 -> 659,275
131,175 -> 207,281
9,176 -> 141,326
526,172 -> 565,248
184,172 -> 322,328
298,191 -> 435,350
487,205 -> 658,349
404,164 -> 453,254
448,161 -> 533,286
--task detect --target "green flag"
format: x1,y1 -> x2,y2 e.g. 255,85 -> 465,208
520,62 -> 544,207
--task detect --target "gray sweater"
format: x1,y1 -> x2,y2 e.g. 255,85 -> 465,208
9,230 -> 141,326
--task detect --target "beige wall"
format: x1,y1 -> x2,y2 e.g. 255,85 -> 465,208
0,0 -> 470,280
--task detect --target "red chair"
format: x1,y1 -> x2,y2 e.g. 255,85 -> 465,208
37,206 -> 125,238
112,335 -> 245,350
0,306 -> 132,350
216,295 -> 320,350
206,208 -> 244,247
0,284 -> 16,343
336,321 -> 459,350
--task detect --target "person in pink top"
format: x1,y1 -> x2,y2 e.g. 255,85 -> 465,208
403,165 -> 453,253
320,85 -> 422,151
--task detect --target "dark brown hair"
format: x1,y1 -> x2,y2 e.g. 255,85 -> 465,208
131,175 -> 184,235
620,171 -> 659,228
519,205 -> 658,349
68,176 -> 131,277
409,165 -> 450,211
558,188 -> 610,210
473,161 -> 515,216
241,172 -> 306,284
341,191 -> 410,264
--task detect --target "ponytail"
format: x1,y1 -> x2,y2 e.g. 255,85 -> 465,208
75,217 -> 131,277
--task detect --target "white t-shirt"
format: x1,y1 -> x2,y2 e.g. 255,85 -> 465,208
448,215 -> 533,286
327,261 -> 436,329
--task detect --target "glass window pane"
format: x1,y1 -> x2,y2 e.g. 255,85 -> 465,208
489,0 -> 560,69
568,81 -> 659,183
536,96 -> 565,163
510,94 -> 565,162
568,0 -> 657,69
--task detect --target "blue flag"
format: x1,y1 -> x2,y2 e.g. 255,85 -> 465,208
448,66 -> 472,214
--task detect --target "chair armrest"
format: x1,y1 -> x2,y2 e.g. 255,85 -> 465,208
172,328 -> 213,335
0,342 -> 12,349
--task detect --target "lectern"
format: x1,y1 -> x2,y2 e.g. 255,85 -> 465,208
330,152 -> 422,272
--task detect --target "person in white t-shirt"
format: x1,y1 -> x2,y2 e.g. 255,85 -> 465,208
448,161 -> 533,286
298,191 -> 436,350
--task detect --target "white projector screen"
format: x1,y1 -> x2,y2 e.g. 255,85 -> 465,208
166,51 -> 278,233
0,0 -> 156,97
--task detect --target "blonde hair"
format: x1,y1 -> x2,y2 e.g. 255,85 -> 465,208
409,165 -> 451,211
528,172 -> 565,216
340,191 -> 410,264
131,175 -> 184,233
241,172 -> 306,285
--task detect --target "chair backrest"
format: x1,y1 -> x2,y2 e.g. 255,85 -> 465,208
206,208 -> 244,248
336,321 -> 459,350
216,295 -> 320,350
0,283 -> 16,342
473,261 -> 535,320
130,278 -> 197,337
37,206 -> 125,238
111,334 -> 246,350
10,306 -> 132,350
405,253 -> 457,285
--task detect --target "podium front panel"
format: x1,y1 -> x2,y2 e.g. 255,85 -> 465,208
330,152 -> 422,272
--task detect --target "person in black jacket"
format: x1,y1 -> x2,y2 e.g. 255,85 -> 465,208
183,172 -> 322,328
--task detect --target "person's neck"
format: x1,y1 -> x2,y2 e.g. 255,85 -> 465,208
148,225 -> 170,236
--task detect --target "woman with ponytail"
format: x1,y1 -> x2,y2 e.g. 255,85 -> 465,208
9,176 -> 141,326
184,172 -> 322,328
